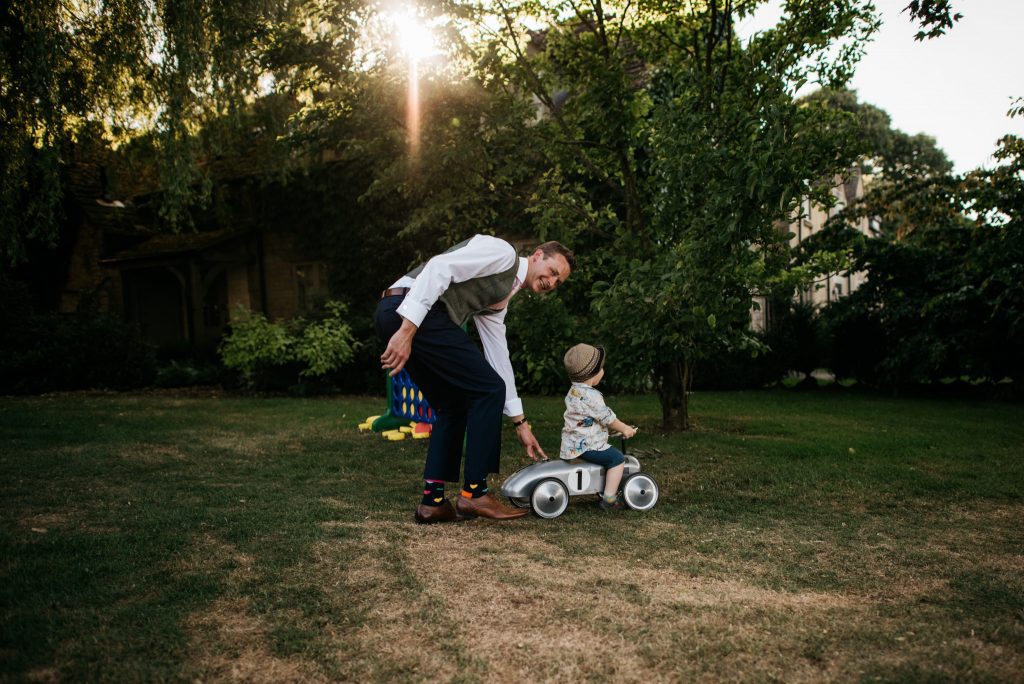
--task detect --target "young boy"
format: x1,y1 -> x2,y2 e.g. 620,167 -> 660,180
560,343 -> 637,510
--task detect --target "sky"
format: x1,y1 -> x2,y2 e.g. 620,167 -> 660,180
735,0 -> 1024,175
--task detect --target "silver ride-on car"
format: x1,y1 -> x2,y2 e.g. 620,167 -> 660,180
500,441 -> 659,519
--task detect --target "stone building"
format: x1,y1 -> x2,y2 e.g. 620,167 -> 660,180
751,168 -> 879,332
790,169 -> 878,307
58,154 -> 328,355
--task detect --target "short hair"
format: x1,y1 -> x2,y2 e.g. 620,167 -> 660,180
536,241 -> 576,272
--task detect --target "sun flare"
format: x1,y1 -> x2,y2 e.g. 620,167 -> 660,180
391,8 -> 439,62
384,6 -> 442,166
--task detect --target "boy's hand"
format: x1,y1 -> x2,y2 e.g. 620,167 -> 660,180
609,419 -> 637,440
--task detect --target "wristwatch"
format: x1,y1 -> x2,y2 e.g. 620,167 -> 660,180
512,417 -> 528,428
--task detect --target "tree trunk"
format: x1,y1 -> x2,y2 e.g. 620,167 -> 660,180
657,360 -> 690,431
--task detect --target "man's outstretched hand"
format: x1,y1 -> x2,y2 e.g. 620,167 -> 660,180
515,421 -> 548,461
381,319 -> 417,377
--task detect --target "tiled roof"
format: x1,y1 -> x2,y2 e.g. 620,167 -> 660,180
99,227 -> 251,264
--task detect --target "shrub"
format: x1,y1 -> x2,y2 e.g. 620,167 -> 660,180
763,303 -> 827,378
0,310 -> 157,394
818,297 -> 887,386
690,346 -> 774,391
219,301 -> 359,390
154,359 -> 225,388
294,301 -> 359,377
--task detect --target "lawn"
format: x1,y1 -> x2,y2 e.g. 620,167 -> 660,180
1,389 -> 1022,682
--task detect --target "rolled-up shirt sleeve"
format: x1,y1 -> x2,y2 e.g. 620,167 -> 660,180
584,391 -> 617,427
474,307 -> 522,417
395,235 -> 517,328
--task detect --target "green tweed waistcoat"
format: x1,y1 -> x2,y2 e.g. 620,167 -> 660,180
405,239 -> 520,327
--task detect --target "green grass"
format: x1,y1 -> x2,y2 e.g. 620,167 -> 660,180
1,390 -> 1022,682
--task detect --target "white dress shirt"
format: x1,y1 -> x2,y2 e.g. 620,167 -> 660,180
389,235 -> 528,417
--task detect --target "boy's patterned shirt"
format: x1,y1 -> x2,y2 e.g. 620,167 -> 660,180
559,382 -> 618,460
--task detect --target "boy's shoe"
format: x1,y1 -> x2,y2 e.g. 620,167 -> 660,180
598,494 -> 626,511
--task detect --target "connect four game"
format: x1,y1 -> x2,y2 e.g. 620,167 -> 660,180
358,370 -> 435,440
390,371 -> 435,424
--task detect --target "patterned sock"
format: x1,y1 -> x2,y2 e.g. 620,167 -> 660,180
603,493 -> 617,504
461,478 -> 489,499
422,480 -> 445,507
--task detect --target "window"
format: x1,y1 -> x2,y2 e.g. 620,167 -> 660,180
203,270 -> 228,329
295,262 -> 328,311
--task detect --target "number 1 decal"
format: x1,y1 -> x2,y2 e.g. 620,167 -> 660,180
570,468 -> 591,493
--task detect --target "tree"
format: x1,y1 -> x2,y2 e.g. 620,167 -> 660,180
0,0 -> 369,265
350,72 -> 548,259
810,99 -> 1024,388
795,6 -> 1022,391
798,88 -> 957,242
459,0 -> 877,429
903,0 -> 962,41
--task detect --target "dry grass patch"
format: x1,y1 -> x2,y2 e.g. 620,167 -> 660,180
181,532 -> 257,581
23,666 -> 60,683
199,431 -> 277,456
402,525 -> 624,681
186,598 -> 329,683
324,520 -> 472,681
117,443 -> 188,464
382,520 -> 1020,682
4,392 -> 1021,682
19,512 -> 69,533
294,501 -> 1023,681
52,444 -> 89,457
182,533 -> 329,682
393,524 -> 866,681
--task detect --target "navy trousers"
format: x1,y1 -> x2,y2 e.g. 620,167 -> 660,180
374,295 -> 506,482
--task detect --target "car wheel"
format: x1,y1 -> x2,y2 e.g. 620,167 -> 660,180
530,478 -> 569,519
621,472 -> 659,511
509,497 -> 530,508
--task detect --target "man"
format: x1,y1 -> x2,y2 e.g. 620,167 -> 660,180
375,234 -> 575,523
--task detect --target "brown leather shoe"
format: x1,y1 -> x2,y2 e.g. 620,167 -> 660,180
455,492 -> 529,520
415,499 -> 459,524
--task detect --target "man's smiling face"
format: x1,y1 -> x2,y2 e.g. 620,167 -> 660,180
524,249 -> 571,294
